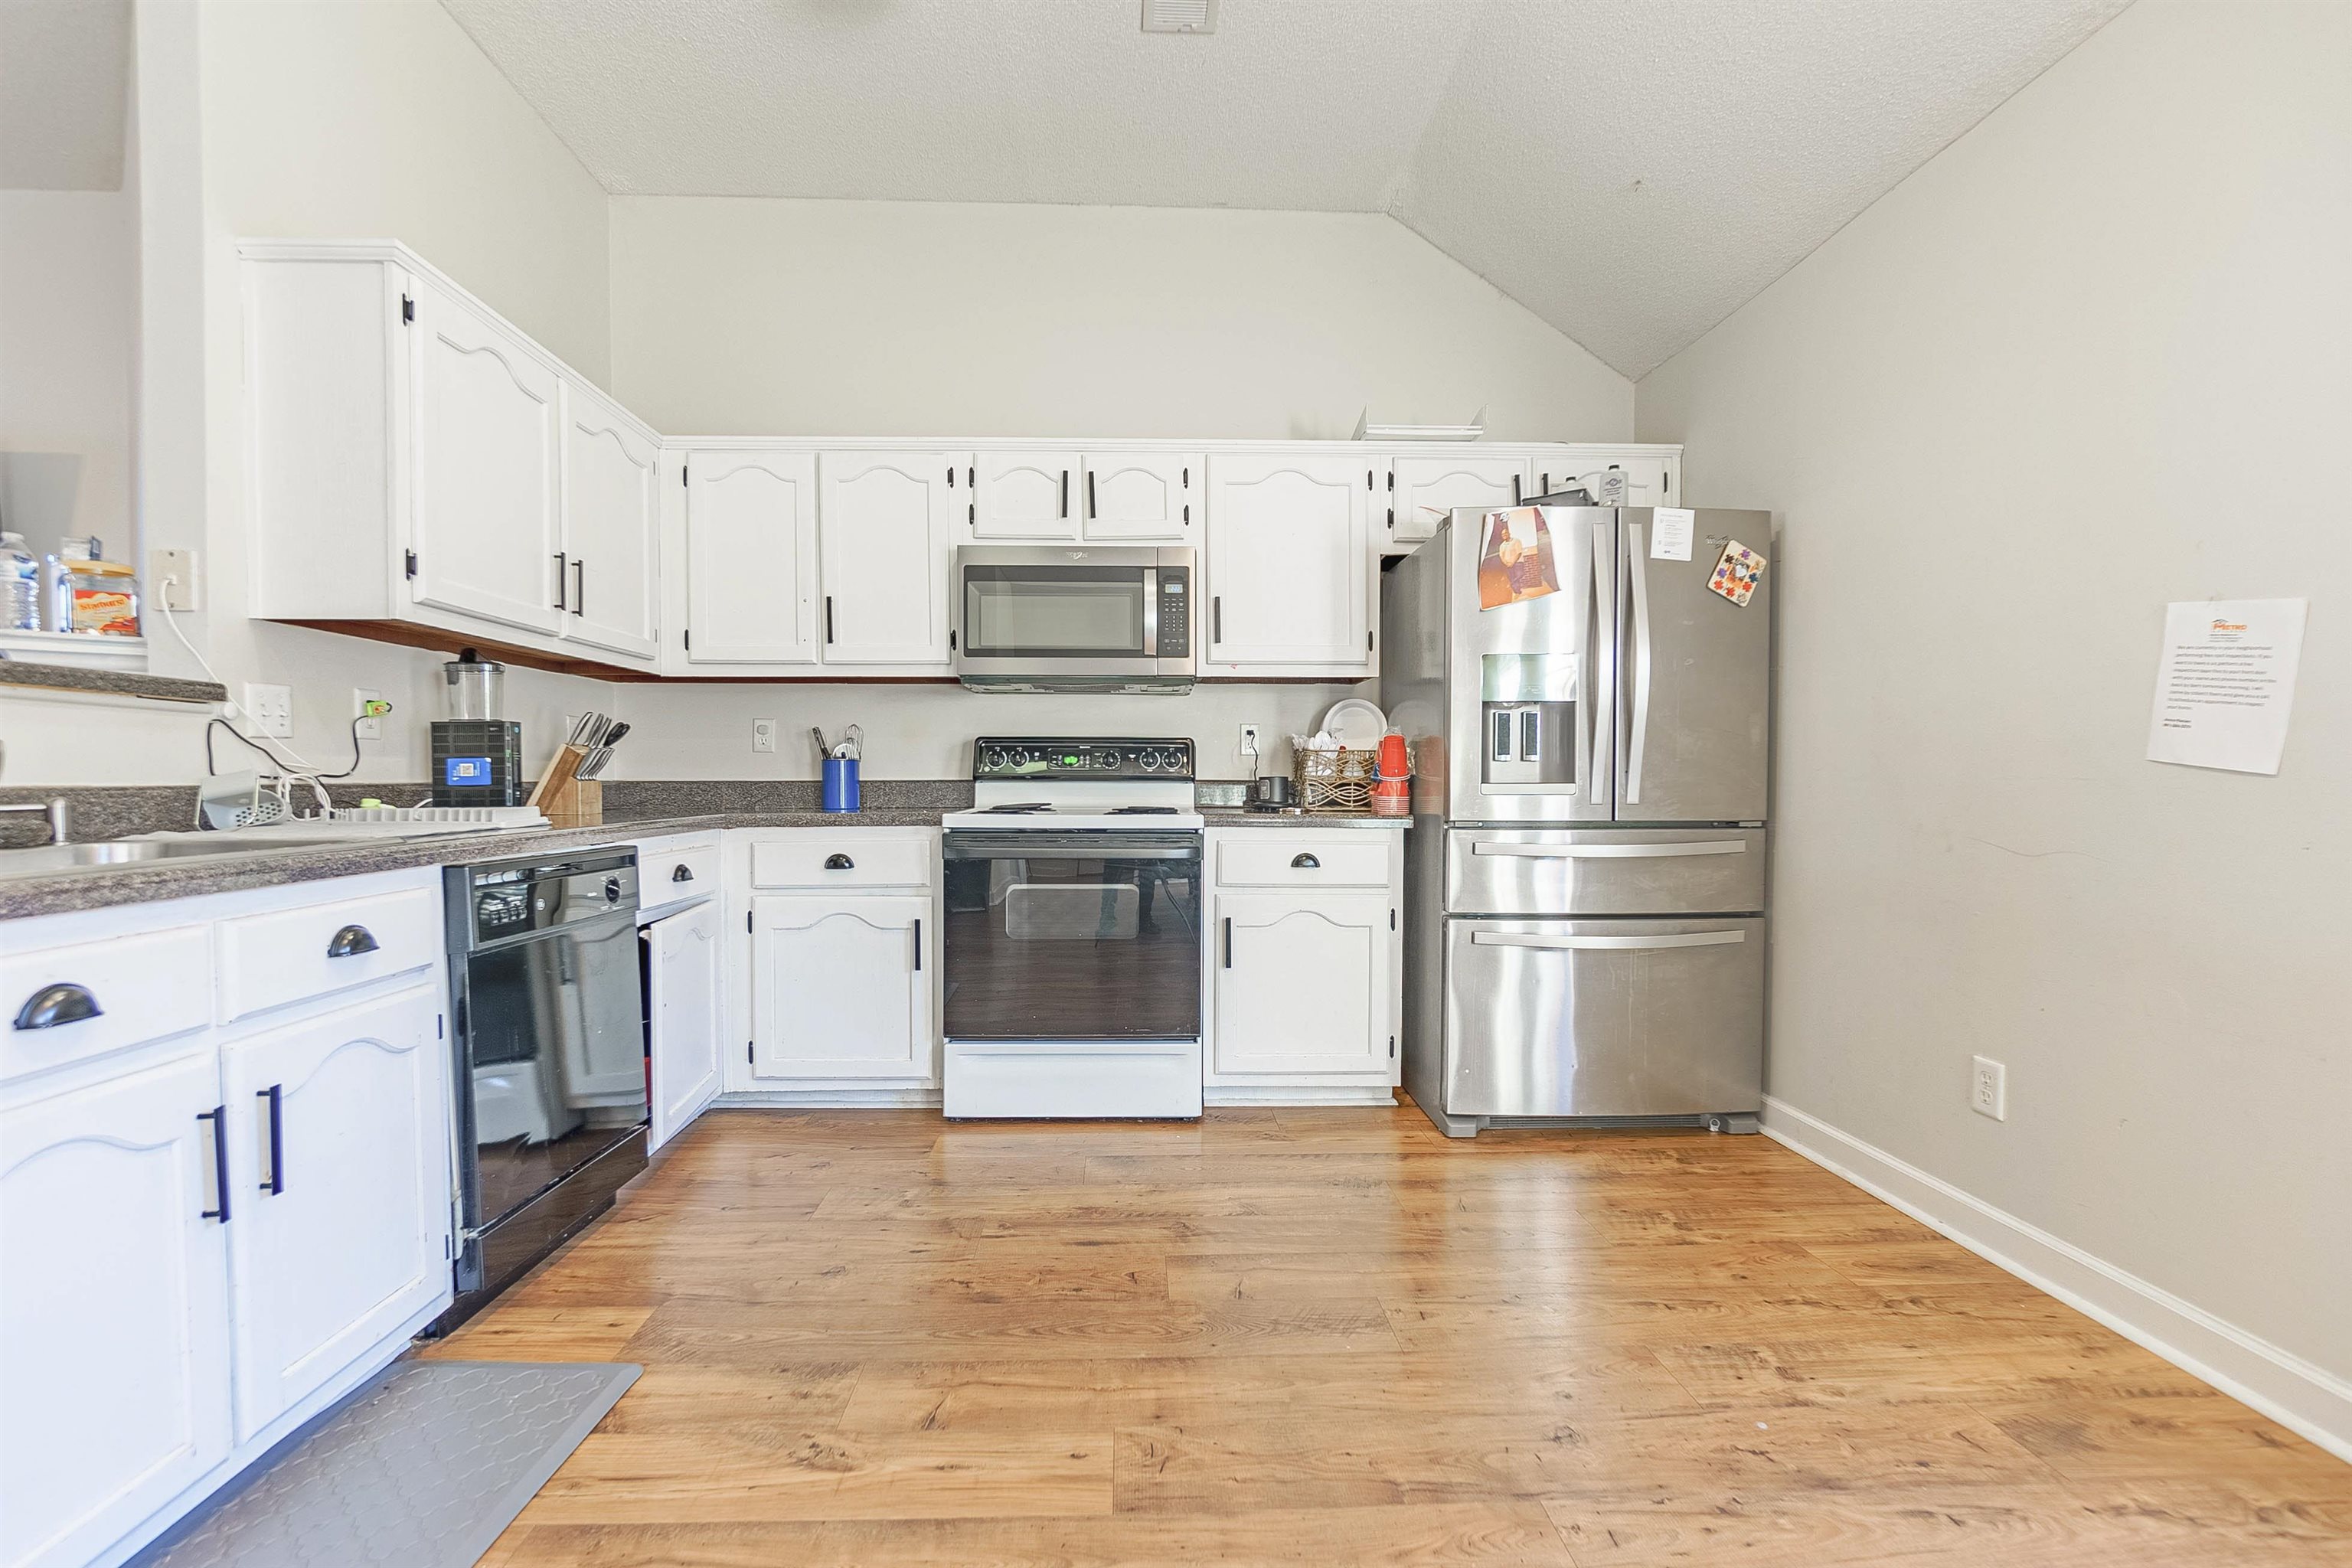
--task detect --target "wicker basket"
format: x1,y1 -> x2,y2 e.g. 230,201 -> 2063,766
1292,746 -> 1380,813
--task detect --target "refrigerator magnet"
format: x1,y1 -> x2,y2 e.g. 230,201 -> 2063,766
1707,540 -> 1767,606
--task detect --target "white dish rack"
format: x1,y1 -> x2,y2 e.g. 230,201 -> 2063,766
296,805 -> 549,833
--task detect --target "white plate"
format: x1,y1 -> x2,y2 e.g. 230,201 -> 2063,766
1321,698 -> 1387,750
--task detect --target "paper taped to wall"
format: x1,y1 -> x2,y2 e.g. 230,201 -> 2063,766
2145,598 -> 2307,775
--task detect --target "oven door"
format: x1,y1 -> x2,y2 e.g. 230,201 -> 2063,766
942,830 -> 1203,1040
955,547 -> 1194,685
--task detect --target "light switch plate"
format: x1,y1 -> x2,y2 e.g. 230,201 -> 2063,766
243,683 -> 293,739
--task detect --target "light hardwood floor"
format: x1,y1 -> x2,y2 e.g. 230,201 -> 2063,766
426,1106 -> 2352,1566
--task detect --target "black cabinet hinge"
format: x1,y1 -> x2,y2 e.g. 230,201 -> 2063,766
1367,630 -> 1374,652
403,550 -> 418,579
949,629 -> 957,651
1389,1035 -> 1396,1059
1390,907 -> 1396,930
682,464 -> 689,487
437,1013 -> 445,1037
947,463 -> 956,486
746,910 -> 753,933
684,628 -> 691,651
400,294 -> 413,324
747,1041 -> 755,1063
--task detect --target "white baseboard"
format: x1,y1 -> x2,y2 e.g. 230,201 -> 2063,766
1762,1095 -> 2352,1464
1205,1086 -> 1398,1107
714,1088 -> 943,1109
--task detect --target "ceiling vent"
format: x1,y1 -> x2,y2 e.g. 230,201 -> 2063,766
1140,0 -> 1217,35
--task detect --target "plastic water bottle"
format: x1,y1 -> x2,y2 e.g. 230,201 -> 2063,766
0,532 -> 39,631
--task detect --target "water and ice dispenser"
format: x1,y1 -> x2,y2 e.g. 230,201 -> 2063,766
1481,652 -> 1577,788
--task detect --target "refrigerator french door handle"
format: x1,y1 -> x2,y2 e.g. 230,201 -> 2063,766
1471,929 -> 1745,952
1624,518 -> 1652,805
1469,839 -> 1746,859
1586,520 -> 1608,804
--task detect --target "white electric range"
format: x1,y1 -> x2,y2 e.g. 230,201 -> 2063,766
939,737 -> 1205,1119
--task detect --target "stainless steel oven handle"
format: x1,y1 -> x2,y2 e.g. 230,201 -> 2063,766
943,835 -> 1201,861
1471,929 -> 1744,952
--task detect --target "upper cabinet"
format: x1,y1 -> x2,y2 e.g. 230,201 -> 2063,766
1204,452 -> 1374,674
1387,452 -> 1531,548
1533,447 -> 1677,508
973,452 -> 1079,541
682,449 -> 819,666
818,451 -> 962,666
242,243 -> 660,673
1083,452 -> 1197,542
559,384 -> 662,659
409,280 -> 565,636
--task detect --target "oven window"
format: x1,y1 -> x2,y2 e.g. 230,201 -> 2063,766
964,567 -> 1147,658
942,849 -> 1201,1040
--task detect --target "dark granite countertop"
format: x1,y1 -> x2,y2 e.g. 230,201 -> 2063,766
0,658 -> 228,705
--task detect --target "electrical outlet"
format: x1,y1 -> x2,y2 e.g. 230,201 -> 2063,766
353,688 -> 386,740
1238,723 -> 1263,764
1971,1056 -> 2007,1121
243,683 -> 293,740
751,719 -> 777,753
149,548 -> 201,612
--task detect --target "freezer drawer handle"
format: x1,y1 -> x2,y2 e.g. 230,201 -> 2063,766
1470,840 -> 1746,859
1472,929 -> 1746,952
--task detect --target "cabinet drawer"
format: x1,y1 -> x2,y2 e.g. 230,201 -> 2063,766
1214,836 -> 1392,888
750,835 -> 933,890
2,924 -> 212,1082
217,887 -> 441,1022
635,838 -> 720,907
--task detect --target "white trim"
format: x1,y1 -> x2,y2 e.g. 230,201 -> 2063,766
1761,1095 -> 2352,1464
1204,1086 -> 1398,1107
715,1087 -> 942,1109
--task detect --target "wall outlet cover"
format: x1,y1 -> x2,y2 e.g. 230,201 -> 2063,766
353,688 -> 386,741
1238,723 -> 1263,762
751,719 -> 777,753
149,548 -> 200,612
1971,1055 -> 2007,1121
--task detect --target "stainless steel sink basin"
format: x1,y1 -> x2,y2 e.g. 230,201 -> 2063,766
0,838 -> 295,877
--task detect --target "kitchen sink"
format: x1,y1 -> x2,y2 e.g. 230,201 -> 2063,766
0,838 -> 305,877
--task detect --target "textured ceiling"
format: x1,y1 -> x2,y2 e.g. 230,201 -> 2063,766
441,0 -> 2127,377
0,0 -> 130,191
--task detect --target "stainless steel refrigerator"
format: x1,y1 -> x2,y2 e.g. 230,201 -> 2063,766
1382,505 -> 1772,1137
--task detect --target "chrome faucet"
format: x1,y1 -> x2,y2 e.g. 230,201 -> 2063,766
0,799 -> 70,846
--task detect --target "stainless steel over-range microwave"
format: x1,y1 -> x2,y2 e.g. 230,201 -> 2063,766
953,545 -> 1195,692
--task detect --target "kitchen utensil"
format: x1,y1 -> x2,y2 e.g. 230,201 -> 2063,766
1250,774 -> 1295,811
844,724 -> 864,760
810,726 -> 831,762
1321,698 -> 1387,750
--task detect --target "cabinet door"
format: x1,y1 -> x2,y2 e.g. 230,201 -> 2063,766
1083,452 -> 1197,542
647,901 -> 722,1152
1204,453 -> 1373,668
1390,452 -> 1531,547
818,452 -> 959,665
686,451 -> 818,665
220,985 -> 446,1439
410,281 -> 564,634
2,1055 -> 232,1568
974,452 -> 1080,541
560,385 -> 660,658
1534,451 -> 1676,507
1212,890 -> 1391,1076
750,894 -> 932,1081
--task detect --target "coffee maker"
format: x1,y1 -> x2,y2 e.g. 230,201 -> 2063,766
429,650 -> 525,806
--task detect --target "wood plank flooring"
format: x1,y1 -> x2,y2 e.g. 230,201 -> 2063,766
422,1106 -> 2352,1566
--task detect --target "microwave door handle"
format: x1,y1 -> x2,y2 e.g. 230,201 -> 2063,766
1142,567 -> 1159,657
1625,518 -> 1651,806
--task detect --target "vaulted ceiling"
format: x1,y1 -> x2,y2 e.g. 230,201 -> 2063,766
440,0 -> 2127,377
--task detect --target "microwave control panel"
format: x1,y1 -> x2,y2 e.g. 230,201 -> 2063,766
1155,567 -> 1191,657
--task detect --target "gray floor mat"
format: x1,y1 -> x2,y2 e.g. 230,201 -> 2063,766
129,1361 -> 639,1568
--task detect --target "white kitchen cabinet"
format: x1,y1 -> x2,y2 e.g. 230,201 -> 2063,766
818,451 -> 961,665
683,449 -> 820,665
1204,452 -> 1374,672
1212,890 -> 1393,1078
750,894 -> 933,1083
1533,448 -> 1678,507
1,1053 -> 234,1568
1083,451 -> 1198,542
1389,452 -> 1532,547
974,451 -> 1082,541
410,278 -> 565,636
218,985 -> 446,1439
646,900 -> 723,1150
560,384 -> 662,658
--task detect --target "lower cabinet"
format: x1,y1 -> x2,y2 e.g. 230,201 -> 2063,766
218,984 -> 447,1439
1,1053 -> 234,1568
750,894 -> 933,1083
1212,890 -> 1395,1077
646,900 -> 724,1149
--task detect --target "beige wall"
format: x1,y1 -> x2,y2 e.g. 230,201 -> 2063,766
1638,0 -> 2349,1406
123,0 -> 619,785
0,188 -> 136,561
610,198 -> 1632,442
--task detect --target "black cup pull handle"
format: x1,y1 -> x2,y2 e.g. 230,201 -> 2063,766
671,863 -> 694,883
326,924 -> 380,959
199,1106 -> 230,1223
13,982 -> 102,1031
1291,852 -> 1321,870
824,853 -> 854,871
259,1084 -> 285,1194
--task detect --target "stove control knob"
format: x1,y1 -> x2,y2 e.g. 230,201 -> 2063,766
982,747 -> 1007,772
1138,751 -> 1160,770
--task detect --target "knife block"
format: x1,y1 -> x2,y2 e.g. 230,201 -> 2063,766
527,744 -> 604,828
